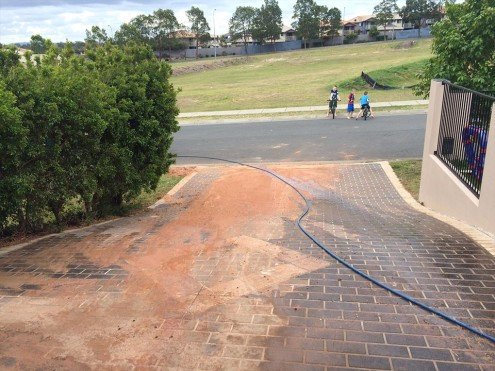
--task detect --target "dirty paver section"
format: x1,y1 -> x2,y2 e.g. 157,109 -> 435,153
0,164 -> 494,370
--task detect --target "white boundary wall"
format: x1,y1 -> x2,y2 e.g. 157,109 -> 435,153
419,80 -> 495,236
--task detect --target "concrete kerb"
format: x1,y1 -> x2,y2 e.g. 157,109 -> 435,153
178,100 -> 429,118
380,161 -> 495,256
149,171 -> 198,209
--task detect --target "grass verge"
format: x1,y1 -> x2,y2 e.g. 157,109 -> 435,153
390,159 -> 422,200
123,173 -> 183,213
178,105 -> 428,124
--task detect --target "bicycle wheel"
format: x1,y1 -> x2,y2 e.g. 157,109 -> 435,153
332,107 -> 335,119
364,108 -> 368,120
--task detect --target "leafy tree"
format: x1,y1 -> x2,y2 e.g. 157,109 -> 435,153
252,0 -> 283,44
84,43 -> 179,211
151,9 -> 180,59
0,81 -> 26,232
416,0 -> 495,96
85,25 -> 109,47
369,25 -> 380,38
400,0 -> 443,38
114,15 -> 152,46
186,6 -> 210,58
229,6 -> 257,54
373,0 -> 399,40
30,34 -> 47,54
292,0 -> 319,48
344,32 -> 358,44
0,39 -> 180,234
0,46 -> 20,76
319,6 -> 342,42
2,42 -> 115,229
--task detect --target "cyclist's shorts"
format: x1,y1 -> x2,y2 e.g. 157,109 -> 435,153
361,104 -> 370,110
329,100 -> 338,109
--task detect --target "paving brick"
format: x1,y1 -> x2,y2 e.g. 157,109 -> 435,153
232,323 -> 267,336
264,347 -> 303,363
367,344 -> 410,358
409,347 -> 453,361
362,322 -> 402,334
222,345 -> 264,360
436,362 -> 482,371
348,355 -> 391,370
385,333 -> 427,346
208,333 -> 247,346
326,340 -> 366,355
304,351 -> 346,366
307,328 -> 345,341
285,337 -> 325,351
391,358 -> 436,371
346,330 -> 385,344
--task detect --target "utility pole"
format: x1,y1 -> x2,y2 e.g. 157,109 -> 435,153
213,9 -> 217,58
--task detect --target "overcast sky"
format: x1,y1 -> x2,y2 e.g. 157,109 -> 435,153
0,0 -> 406,44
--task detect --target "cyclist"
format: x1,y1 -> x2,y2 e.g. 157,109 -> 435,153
356,91 -> 375,120
347,89 -> 355,119
327,86 -> 341,118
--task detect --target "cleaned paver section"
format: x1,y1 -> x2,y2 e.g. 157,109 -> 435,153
0,163 -> 494,370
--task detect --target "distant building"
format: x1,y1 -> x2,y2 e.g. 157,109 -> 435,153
277,25 -> 296,42
342,12 -> 441,36
169,30 -> 197,49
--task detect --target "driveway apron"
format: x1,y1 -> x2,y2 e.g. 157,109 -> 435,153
0,164 -> 494,370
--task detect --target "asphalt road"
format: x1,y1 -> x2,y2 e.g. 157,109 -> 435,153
172,113 -> 427,164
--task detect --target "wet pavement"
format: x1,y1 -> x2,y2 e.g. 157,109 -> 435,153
0,164 -> 494,370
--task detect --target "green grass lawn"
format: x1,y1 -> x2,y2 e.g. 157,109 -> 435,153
171,39 -> 432,112
390,159 -> 422,200
124,173 -> 183,212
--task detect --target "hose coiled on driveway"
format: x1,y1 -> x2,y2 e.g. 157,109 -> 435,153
177,155 -> 495,344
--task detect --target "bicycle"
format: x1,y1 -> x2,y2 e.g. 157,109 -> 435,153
356,105 -> 372,120
327,99 -> 338,119
363,105 -> 371,120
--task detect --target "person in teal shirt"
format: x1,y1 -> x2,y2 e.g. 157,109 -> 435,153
356,91 -> 375,119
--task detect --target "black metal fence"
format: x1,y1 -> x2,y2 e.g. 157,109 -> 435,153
435,81 -> 494,198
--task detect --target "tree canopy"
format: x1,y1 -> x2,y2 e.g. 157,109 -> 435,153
374,0 -> 399,38
292,0 -> 320,47
186,6 -> 210,57
0,41 -> 179,235
252,0 -> 283,44
400,0 -> 443,37
416,0 -> 495,96
229,6 -> 257,52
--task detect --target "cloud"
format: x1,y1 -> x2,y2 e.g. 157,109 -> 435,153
0,1 -> 406,44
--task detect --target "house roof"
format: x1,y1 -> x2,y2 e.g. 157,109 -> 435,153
347,15 -> 375,23
169,30 -> 195,38
281,25 -> 295,33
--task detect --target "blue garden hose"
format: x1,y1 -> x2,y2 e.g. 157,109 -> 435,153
177,155 -> 495,344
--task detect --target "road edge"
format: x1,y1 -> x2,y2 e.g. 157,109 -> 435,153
380,161 -> 495,256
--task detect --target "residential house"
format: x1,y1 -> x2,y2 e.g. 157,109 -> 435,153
277,25 -> 296,42
345,15 -> 376,35
169,30 -> 197,49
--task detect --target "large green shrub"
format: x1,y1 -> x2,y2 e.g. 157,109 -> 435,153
0,41 -> 179,235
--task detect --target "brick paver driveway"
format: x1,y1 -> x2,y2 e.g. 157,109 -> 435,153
0,164 -> 494,370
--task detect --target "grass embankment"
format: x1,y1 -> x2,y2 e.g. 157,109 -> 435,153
171,39 -> 432,113
390,159 -> 422,200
